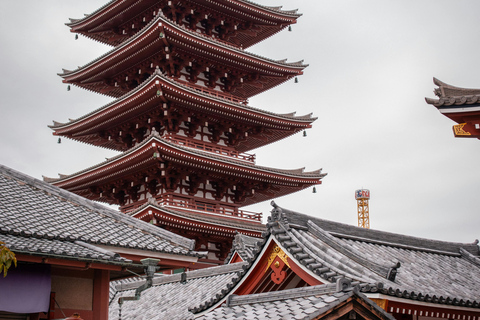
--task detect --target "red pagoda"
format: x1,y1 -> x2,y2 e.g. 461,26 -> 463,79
47,0 -> 326,264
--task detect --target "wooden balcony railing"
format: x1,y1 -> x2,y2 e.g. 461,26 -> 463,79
164,135 -> 255,162
159,198 -> 262,222
174,78 -> 247,104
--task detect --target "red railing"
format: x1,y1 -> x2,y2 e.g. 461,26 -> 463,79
164,135 -> 255,162
159,198 -> 262,222
122,196 -> 262,222
174,78 -> 247,104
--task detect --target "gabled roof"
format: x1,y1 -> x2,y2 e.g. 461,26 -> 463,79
106,203 -> 480,318
197,202 -> 480,313
60,12 -> 307,99
260,202 -> 480,304
109,262 -> 248,320
0,164 -> 204,265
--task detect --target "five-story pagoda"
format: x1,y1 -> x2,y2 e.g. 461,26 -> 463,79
46,0 -> 326,263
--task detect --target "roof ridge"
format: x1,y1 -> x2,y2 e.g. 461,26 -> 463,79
276,204 -> 478,255
307,221 -> 393,278
459,247 -> 480,267
116,262 -> 248,292
226,283 -> 339,307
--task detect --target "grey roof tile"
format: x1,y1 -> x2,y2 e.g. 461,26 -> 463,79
109,263 -> 247,320
197,284 -> 393,320
0,164 -> 203,264
266,202 -> 480,306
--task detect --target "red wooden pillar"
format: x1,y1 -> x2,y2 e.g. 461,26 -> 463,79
92,269 -> 110,320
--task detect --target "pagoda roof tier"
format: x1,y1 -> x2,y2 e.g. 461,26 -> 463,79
67,0 -> 301,48
45,132 -> 325,207
50,70 -> 316,152
59,13 -> 307,100
425,78 -> 480,139
131,199 -> 265,238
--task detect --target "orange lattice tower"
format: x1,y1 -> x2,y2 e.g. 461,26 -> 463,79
355,189 -> 370,229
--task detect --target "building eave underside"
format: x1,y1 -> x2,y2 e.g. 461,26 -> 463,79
51,73 -> 315,132
66,0 -> 301,31
60,13 -> 306,83
45,133 -> 325,186
132,202 -> 265,233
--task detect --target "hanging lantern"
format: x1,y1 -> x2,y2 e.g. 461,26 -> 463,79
303,130 -> 307,137
312,186 -> 317,193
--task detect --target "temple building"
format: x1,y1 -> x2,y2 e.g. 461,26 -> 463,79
110,202 -> 480,320
45,0 -> 325,264
426,78 -> 480,139
0,164 -> 205,320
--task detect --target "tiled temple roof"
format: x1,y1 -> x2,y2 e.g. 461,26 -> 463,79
0,164 -> 205,264
196,283 -> 395,320
263,202 -> 480,305
425,78 -> 480,108
106,203 -> 480,317
109,262 -> 249,320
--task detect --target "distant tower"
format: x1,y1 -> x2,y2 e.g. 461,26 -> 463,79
355,189 -> 370,229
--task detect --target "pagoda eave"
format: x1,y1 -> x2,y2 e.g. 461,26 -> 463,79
51,72 -> 315,152
47,134 -> 324,208
132,203 -> 265,236
60,14 -> 306,99
67,0 -> 301,47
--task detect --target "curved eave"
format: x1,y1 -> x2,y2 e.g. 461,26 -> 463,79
132,203 -> 265,234
51,72 -> 316,151
60,14 -> 306,91
426,78 -> 480,109
52,72 -> 315,133
66,0 -> 123,28
46,134 -> 325,197
67,0 -> 301,47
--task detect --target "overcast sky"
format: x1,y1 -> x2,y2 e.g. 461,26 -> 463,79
0,0 -> 479,244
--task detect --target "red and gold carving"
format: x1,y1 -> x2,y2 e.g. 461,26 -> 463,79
453,123 -> 471,137
265,244 -> 290,284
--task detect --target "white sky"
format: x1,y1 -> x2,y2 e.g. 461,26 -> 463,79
0,0 -> 479,244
